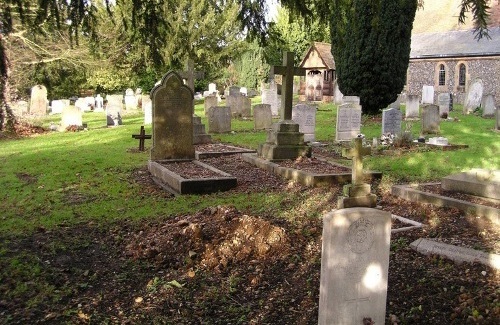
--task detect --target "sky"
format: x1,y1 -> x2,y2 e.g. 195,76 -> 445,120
266,0 -> 279,22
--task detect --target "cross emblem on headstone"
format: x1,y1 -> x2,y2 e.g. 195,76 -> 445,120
342,137 -> 372,186
270,52 -> 306,120
178,59 -> 205,92
132,125 -> 152,151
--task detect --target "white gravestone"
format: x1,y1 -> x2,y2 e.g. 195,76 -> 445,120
61,107 -> 83,128
95,94 -> 104,112
106,96 -> 123,126
463,78 -> 483,114
334,81 -> 344,105
421,85 -> 434,104
318,208 -> 392,325
253,104 -> 272,130
292,104 -> 317,142
240,87 -> 248,96
261,80 -> 281,116
124,88 -> 138,110
382,108 -> 402,135
143,99 -> 152,125
208,106 -> 232,133
481,94 -> 496,118
208,83 -> 217,94
336,97 -> 362,142
405,94 -> 420,119
50,100 -> 66,114
74,98 -> 88,111
421,104 -> 440,134
437,93 -> 450,117
30,85 -> 48,115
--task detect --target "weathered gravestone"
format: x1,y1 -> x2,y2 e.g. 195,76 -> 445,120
481,94 -> 496,118
381,108 -> 402,135
333,81 -> 344,105
463,78 -> 483,114
405,94 -> 420,119
124,88 -> 138,110
50,100 -> 67,114
261,80 -> 281,116
387,97 -> 400,109
292,103 -> 316,142
421,104 -> 440,134
204,95 -> 218,114
421,85 -> 434,104
106,96 -> 123,126
253,104 -> 272,130
258,51 -> 310,161
30,85 -> 48,115
336,96 -> 362,142
61,106 -> 83,129
319,138 -> 391,325
207,106 -> 231,133
438,93 -> 450,117
94,94 -> 104,112
227,93 -> 251,118
229,86 -> 241,97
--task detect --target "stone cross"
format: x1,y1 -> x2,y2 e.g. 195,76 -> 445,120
342,137 -> 372,186
132,126 -> 152,151
270,52 -> 306,120
179,59 -> 205,92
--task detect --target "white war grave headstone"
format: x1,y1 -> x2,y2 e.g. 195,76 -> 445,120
438,93 -> 450,117
94,94 -> 104,112
481,94 -> 496,118
124,88 -> 138,110
207,106 -> 232,133
50,100 -> 67,114
463,78 -> 483,114
150,71 -> 194,160
253,104 -> 272,130
381,107 -> 402,135
74,98 -> 88,111
208,83 -> 217,95
30,85 -> 48,115
421,104 -> 440,134
405,94 -> 420,119
292,103 -> 316,142
421,85 -> 434,104
143,97 -> 153,125
61,106 -> 83,129
335,96 -> 362,142
319,137 -> 391,325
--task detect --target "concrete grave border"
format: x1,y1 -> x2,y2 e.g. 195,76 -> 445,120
392,183 -> 499,225
148,160 -> 237,195
195,145 -> 256,159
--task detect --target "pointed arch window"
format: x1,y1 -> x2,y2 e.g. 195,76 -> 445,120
438,64 -> 446,86
459,64 -> 466,86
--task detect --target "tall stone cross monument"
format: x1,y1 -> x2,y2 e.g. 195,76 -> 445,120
179,59 -> 204,93
338,137 -> 377,208
257,52 -> 311,161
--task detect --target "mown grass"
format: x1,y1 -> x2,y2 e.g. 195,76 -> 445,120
1,98 -> 498,235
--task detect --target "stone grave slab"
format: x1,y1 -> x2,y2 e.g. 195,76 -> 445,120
381,108 -> 402,135
253,104 -> 272,130
481,94 -> 496,118
30,85 -> 48,115
292,104 -> 316,142
195,144 -> 256,160
318,208 -> 391,325
410,238 -> 500,270
143,98 -> 152,125
442,169 -> 500,200
421,104 -> 440,134
261,80 -> 281,116
207,106 -> 231,133
464,78 -> 483,114
227,93 -> 251,118
106,97 -> 123,126
405,94 -> 420,119
61,106 -> 83,129
204,95 -> 218,114
421,85 -> 434,104
125,88 -> 138,110
335,99 -> 362,142
437,93 -> 450,117
193,115 -> 212,144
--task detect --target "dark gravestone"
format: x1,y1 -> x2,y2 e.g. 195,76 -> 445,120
150,71 -> 195,160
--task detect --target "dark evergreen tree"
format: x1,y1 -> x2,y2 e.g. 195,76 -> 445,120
332,0 -> 417,114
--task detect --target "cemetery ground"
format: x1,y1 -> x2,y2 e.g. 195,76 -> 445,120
0,100 -> 499,324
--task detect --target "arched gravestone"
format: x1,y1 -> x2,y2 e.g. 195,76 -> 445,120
150,71 -> 194,161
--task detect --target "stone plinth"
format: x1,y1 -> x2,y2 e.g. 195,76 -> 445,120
257,120 -> 311,161
192,115 -> 212,144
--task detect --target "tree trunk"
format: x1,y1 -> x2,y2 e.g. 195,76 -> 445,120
0,33 -> 16,132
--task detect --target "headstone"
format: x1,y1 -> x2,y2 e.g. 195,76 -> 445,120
387,97 -> 400,109
481,94 -> 496,118
463,78 -> 484,114
193,115 -> 212,144
74,98 -> 88,111
381,108 -> 402,135
421,104 -> 440,134
207,106 -> 231,133
61,106 -> 83,128
50,100 -> 66,114
229,86 -> 241,97
227,93 -> 251,118
150,71 -> 194,160
29,85 -> 48,115
292,104 -> 316,142
336,97 -> 362,142
84,96 -> 95,110
94,94 -> 104,112
405,94 -> 420,119
318,207 -> 391,325
261,80 -> 281,116
334,81 -> 344,105
124,88 -> 138,110
247,89 -> 257,98
253,104 -> 272,130
208,83 -> 217,94
204,95 -> 218,114
437,93 -> 450,117
106,96 -> 123,126
240,87 -> 248,96
421,85 -> 434,104
143,99 -> 152,125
